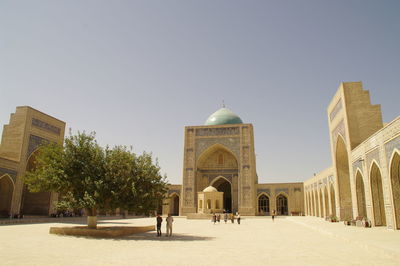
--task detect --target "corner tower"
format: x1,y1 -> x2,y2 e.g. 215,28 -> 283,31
181,107 -> 258,215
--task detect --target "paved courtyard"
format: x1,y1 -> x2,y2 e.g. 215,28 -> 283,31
1,216 -> 400,266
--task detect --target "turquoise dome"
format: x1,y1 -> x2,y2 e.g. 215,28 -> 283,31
205,107 -> 243,125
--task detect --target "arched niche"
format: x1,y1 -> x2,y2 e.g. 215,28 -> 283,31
335,136 -> 353,221
355,170 -> 367,218
0,174 -> 14,217
169,193 -> 180,216
330,184 -> 336,217
22,150 -> 52,215
276,193 -> 288,215
323,186 -> 329,218
257,193 -> 270,215
197,144 -> 238,213
210,176 -> 232,213
370,162 -> 386,226
390,151 -> 400,229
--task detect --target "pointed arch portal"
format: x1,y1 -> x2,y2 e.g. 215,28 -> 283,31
335,137 -> 353,221
276,194 -> 288,215
356,171 -> 367,218
211,177 -> 232,213
0,175 -> 14,217
390,152 -> 400,229
370,163 -> 386,226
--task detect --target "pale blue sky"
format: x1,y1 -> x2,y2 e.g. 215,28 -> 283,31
1,0 -> 399,184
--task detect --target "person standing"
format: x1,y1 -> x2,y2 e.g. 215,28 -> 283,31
212,213 -> 217,225
237,212 -> 241,225
217,214 -> 221,223
230,213 -> 235,224
224,212 -> 228,223
156,214 -> 163,237
272,209 -> 275,222
166,214 -> 174,237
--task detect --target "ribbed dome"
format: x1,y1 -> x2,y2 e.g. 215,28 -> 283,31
205,107 -> 243,126
203,186 -> 218,192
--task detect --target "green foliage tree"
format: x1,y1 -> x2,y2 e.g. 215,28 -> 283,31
25,131 -> 168,228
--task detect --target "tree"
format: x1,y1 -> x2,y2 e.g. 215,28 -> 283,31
25,131 -> 168,228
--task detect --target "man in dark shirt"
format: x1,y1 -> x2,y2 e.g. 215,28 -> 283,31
156,214 -> 163,236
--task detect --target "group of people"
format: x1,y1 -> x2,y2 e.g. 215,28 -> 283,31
156,213 -> 174,237
156,209 -> 277,237
212,212 -> 241,224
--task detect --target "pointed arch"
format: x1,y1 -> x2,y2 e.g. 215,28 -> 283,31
22,149 -> 51,215
389,150 -> 400,229
309,190 -> 314,216
0,174 -> 14,217
197,143 -> 238,167
169,192 -> 180,216
318,189 -> 323,217
276,192 -> 288,215
210,176 -> 232,213
323,186 -> 329,218
370,162 -> 386,226
335,136 -> 353,221
355,170 -> 367,218
257,193 -> 270,215
329,183 -> 336,217
312,189 -> 318,217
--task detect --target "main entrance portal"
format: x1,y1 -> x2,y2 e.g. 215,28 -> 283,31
212,177 -> 232,213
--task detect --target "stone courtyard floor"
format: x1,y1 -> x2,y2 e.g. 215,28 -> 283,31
1,216 -> 400,266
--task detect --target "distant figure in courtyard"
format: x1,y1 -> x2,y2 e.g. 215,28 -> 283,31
156,214 -> 162,237
224,212 -> 228,223
230,213 -> 235,223
166,214 -> 174,237
272,210 -> 276,222
237,212 -> 241,225
212,213 -> 217,224
217,214 -> 221,223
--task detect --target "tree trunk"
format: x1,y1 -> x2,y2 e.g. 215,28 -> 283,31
86,208 -> 97,229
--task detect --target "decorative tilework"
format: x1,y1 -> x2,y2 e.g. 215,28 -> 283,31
366,148 -> 380,170
0,168 -> 17,183
27,135 -> 48,158
385,135 -> 400,164
195,127 -> 239,136
195,137 -> 240,159
332,119 -> 346,145
330,99 -> 342,121
257,188 -> 270,196
32,118 -> 61,135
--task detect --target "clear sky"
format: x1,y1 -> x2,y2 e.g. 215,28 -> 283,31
1,0 -> 399,184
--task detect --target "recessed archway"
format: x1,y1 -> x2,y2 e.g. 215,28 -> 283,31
197,144 -> 238,213
330,184 -> 336,217
370,162 -> 386,226
0,174 -> 14,218
276,193 -> 288,215
310,191 -> 314,216
390,151 -> 400,229
335,136 -> 353,221
169,193 -> 180,216
324,186 -> 329,218
313,190 -> 318,217
318,189 -> 324,217
355,171 -> 367,218
211,176 -> 232,213
257,194 -> 270,215
22,150 -> 52,215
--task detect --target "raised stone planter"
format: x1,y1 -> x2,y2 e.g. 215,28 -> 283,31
49,225 -> 155,238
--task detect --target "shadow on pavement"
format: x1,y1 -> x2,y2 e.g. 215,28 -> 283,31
119,232 -> 214,242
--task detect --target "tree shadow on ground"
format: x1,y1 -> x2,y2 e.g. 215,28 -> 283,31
118,232 -> 214,242
58,232 -> 214,242
97,221 -> 132,224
